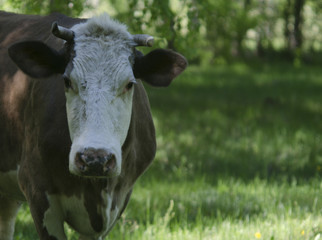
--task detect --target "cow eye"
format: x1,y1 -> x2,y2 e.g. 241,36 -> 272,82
126,82 -> 134,90
63,76 -> 73,90
125,80 -> 136,92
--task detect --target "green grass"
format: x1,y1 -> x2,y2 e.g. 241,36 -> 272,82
15,62 -> 322,239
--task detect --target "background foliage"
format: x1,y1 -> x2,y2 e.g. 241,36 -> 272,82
1,0 -> 322,65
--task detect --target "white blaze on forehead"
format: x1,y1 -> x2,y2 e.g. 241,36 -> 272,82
65,13 -> 135,176
72,13 -> 131,41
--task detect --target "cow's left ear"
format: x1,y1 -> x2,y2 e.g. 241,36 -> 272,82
133,49 -> 188,87
8,41 -> 67,78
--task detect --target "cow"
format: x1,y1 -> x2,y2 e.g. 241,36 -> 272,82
0,11 -> 187,240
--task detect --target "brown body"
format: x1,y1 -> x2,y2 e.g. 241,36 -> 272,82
0,12 -> 168,240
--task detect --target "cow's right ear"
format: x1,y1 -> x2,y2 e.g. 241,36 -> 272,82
133,49 -> 188,87
8,41 -> 67,78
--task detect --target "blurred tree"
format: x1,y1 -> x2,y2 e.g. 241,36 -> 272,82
197,0 -> 258,61
108,0 -> 176,47
4,0 -> 90,16
294,0 -> 305,49
109,0 -> 202,61
255,0 -> 282,57
284,0 -> 293,51
2,0 -> 322,63
284,0 -> 305,51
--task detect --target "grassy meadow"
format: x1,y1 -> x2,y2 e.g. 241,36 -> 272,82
14,62 -> 322,239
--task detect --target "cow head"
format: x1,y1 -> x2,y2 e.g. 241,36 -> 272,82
8,13 -> 187,178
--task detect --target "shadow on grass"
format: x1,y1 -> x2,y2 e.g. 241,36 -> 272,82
144,62 -> 322,182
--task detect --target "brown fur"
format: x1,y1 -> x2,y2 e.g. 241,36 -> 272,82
0,11 -> 156,239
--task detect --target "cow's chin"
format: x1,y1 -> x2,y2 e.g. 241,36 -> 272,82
69,164 -> 121,179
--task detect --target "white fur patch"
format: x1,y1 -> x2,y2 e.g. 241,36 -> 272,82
44,194 -> 94,238
44,190 -> 123,239
100,189 -> 120,236
64,13 -> 136,176
43,194 -> 67,240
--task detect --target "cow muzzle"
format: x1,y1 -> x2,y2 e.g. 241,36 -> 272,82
74,148 -> 117,177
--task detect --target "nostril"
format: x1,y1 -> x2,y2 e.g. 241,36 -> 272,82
75,152 -> 88,172
103,154 -> 116,172
103,153 -> 114,162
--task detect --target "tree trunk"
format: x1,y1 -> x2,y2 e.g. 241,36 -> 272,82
283,0 -> 292,51
294,0 -> 305,49
167,18 -> 176,50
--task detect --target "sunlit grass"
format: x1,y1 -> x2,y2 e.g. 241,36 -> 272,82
15,62 -> 322,239
107,178 -> 322,240
15,179 -> 322,239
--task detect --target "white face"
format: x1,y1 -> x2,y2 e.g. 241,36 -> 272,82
65,16 -> 136,177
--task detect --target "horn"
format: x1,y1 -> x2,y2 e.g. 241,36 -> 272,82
132,34 -> 154,47
51,21 -> 74,42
